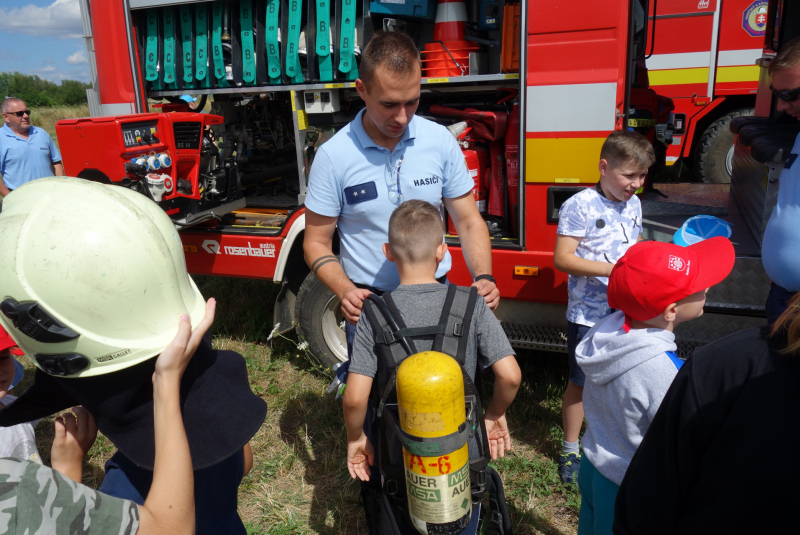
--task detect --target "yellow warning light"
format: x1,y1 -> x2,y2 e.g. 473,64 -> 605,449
515,266 -> 538,276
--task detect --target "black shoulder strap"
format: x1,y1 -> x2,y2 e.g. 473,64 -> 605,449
433,285 -> 479,364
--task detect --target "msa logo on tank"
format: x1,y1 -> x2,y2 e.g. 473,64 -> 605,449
201,239 -> 276,257
414,176 -> 442,187
742,1 -> 768,37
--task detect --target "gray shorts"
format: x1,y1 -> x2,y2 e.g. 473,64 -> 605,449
567,321 -> 591,387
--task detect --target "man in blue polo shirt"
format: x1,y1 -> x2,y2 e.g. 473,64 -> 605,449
0,98 -> 64,197
303,31 -> 499,333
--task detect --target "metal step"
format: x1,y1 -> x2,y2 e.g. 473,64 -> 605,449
503,321 -> 707,359
502,323 -> 567,353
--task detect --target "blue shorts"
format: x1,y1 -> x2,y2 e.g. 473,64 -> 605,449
567,321 -> 591,387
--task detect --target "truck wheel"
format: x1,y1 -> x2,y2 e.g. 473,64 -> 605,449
295,271 -> 348,368
696,108 -> 754,183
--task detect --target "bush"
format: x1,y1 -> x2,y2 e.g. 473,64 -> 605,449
0,72 -> 90,108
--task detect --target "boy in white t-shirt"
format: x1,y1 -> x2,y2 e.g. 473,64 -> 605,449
0,326 -> 40,463
552,130 -> 655,483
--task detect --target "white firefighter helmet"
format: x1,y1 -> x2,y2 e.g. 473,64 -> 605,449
0,177 -> 207,377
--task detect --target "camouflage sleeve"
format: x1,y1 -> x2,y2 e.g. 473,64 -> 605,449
0,457 -> 140,535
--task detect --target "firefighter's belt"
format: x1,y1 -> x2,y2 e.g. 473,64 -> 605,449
195,5 -> 211,87
265,0 -> 281,84
286,0 -> 304,83
145,9 -> 159,83
180,5 -> 194,87
211,2 -> 229,87
338,0 -> 357,80
240,0 -> 256,85
386,409 -> 468,457
315,0 -> 332,81
162,8 -> 177,87
628,118 -> 656,128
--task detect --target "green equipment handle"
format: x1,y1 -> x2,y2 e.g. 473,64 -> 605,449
265,0 -> 281,84
145,9 -> 159,82
286,0 -> 303,83
180,5 -> 194,87
338,0 -> 358,80
316,0 -> 332,81
211,1 -> 230,87
240,0 -> 256,85
163,8 -> 177,86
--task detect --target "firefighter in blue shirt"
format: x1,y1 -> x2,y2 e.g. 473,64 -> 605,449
0,98 -> 64,197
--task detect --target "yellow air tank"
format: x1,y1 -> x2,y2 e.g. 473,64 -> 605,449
396,351 -> 471,535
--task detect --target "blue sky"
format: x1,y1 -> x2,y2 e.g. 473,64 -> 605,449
0,0 -> 90,84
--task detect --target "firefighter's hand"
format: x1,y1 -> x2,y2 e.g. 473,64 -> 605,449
484,412 -> 511,460
347,433 -> 374,481
342,288 -> 372,325
472,279 -> 500,311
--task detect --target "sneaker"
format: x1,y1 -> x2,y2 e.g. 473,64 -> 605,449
558,452 -> 581,484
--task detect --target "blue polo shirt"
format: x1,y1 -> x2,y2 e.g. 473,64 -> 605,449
762,132 -> 800,291
305,109 -> 473,291
0,124 -> 62,190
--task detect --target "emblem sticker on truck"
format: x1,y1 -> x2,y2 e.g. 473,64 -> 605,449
742,1 -> 768,37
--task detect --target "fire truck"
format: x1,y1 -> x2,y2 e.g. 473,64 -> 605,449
56,0 -> 771,367
644,0 -> 767,184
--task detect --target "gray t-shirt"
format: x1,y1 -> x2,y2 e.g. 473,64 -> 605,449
350,283 -> 515,381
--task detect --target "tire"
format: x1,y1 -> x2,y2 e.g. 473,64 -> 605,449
295,271 -> 348,368
696,108 -> 754,184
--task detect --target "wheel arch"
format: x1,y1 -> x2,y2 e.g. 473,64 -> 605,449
683,95 -> 756,167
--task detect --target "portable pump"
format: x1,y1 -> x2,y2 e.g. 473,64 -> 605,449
56,111 -> 244,227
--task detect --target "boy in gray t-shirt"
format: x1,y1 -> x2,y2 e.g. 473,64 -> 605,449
342,199 -> 521,485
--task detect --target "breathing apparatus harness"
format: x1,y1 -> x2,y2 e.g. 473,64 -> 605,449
362,284 -> 513,534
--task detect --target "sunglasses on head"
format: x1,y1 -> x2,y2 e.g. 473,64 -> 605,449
4,110 -> 31,118
770,85 -> 800,103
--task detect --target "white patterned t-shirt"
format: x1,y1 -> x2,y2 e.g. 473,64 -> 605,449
557,187 -> 642,326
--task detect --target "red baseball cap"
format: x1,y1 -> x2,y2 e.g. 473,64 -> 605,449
0,326 -> 24,357
608,237 -> 735,322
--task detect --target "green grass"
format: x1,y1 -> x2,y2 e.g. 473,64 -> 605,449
19,276 -> 579,534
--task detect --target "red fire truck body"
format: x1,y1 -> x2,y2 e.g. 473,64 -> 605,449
644,0 -> 765,183
60,0 -> 771,366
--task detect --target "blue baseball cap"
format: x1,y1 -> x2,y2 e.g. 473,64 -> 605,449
673,215 -> 732,247
180,95 -> 197,103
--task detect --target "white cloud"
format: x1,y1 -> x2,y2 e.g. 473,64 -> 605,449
40,65 -> 57,73
66,49 -> 87,65
0,0 -> 83,40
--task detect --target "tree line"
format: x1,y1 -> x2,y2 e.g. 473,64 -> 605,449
0,72 -> 90,108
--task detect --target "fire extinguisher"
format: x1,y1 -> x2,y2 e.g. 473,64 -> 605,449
397,351 -> 471,535
505,101 -> 520,232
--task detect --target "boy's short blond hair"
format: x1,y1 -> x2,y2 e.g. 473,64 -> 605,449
600,130 -> 656,170
388,200 -> 444,264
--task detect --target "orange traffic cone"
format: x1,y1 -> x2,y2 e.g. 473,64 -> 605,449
421,0 -> 477,77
